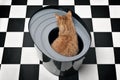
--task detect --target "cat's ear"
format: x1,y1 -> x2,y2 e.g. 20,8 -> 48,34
67,11 -> 72,16
55,14 -> 59,19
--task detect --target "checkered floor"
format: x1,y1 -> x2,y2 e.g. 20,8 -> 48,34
0,0 -> 120,80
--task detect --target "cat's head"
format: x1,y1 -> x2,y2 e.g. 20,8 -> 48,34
55,11 -> 73,34
55,11 -> 72,25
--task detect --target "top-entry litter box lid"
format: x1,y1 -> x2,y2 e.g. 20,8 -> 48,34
28,6 -> 91,62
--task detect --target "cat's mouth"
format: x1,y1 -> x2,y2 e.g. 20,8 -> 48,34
48,28 -> 83,55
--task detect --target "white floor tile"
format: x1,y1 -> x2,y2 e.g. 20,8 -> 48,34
0,48 -> 3,64
4,32 -> 24,47
39,65 -> 58,80
59,0 -> 74,5
0,18 -> 8,32
116,64 -> 120,80
110,6 -> 120,18
79,64 -> 98,80
92,18 -> 111,32
112,32 -> 120,47
90,32 -> 95,47
42,5 -> 49,7
27,0 -> 43,5
21,47 -> 39,64
95,47 -> 115,64
0,0 -> 11,5
24,18 -> 30,32
75,6 -> 92,18
1,64 -> 20,80
90,0 -> 108,5
10,6 -> 27,18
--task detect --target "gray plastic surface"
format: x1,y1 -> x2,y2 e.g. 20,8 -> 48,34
29,9 -> 91,61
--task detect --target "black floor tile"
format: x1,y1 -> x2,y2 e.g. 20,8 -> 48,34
7,18 -> 25,32
0,32 -> 6,47
23,32 -> 34,47
60,6 -> 75,12
91,6 -> 110,18
114,48 -> 120,64
0,6 -> 10,18
111,19 -> 120,32
43,0 -> 58,5
59,71 -> 78,80
2,48 -> 21,64
94,32 -> 113,47
12,0 -> 27,5
82,18 -> 93,32
19,65 -> 39,80
83,48 -> 96,64
75,0 -> 90,5
109,0 -> 120,5
26,6 -> 42,18
98,65 -> 117,80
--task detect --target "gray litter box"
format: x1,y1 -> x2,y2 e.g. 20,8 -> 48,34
28,6 -> 91,76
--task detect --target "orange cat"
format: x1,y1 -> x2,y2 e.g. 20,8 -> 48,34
51,11 -> 79,57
